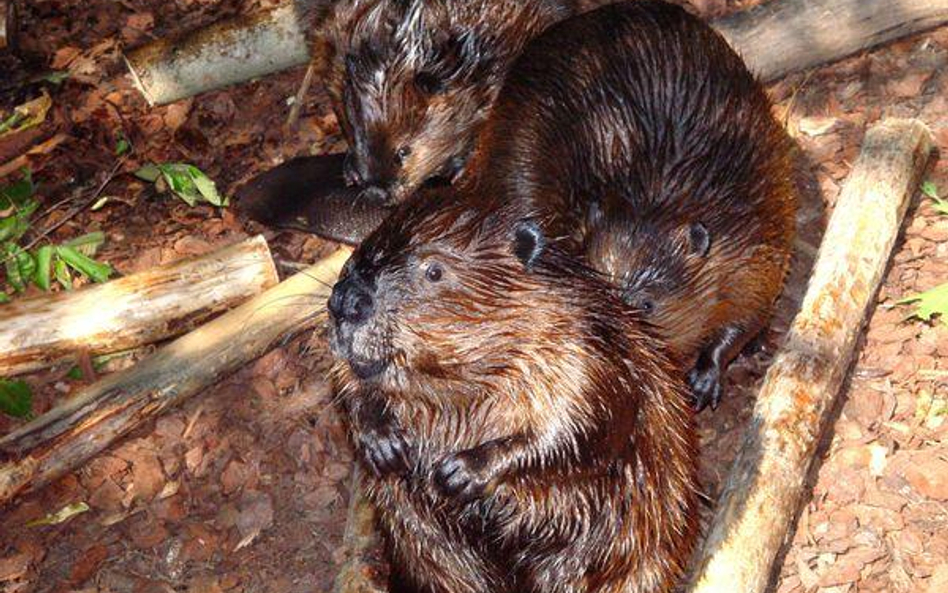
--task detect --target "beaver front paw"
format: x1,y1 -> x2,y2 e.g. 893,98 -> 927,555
356,421 -> 412,478
687,362 -> 723,412
433,449 -> 493,504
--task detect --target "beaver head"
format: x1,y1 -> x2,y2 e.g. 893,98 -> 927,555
328,190 -> 547,387
325,0 -> 572,204
583,201 -> 713,360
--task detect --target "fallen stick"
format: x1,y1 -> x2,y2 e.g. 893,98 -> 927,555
0,235 -> 279,377
687,119 -> 934,593
0,247 -> 352,506
124,0 -> 948,105
717,0 -> 948,82
332,467 -> 389,593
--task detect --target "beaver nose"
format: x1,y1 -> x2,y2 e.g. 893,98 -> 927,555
329,275 -> 375,326
360,185 -> 390,204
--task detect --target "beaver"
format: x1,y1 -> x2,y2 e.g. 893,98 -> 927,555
328,188 -> 699,593
316,0 -> 579,204
453,0 -> 797,410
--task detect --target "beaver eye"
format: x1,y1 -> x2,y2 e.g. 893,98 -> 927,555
623,292 -> 655,314
394,146 -> 412,166
425,262 -> 444,283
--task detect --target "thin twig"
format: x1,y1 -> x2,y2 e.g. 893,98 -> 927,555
286,61 -> 317,129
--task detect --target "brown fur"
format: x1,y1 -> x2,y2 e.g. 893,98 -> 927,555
458,0 -> 797,408
328,190 -> 699,593
316,0 -> 576,202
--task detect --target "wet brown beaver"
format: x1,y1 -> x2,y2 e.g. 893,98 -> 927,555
454,0 -> 796,409
317,0 -> 579,203
328,188 -> 699,593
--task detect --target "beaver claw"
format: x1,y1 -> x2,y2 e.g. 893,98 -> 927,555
434,449 -> 492,504
356,420 -> 412,478
687,363 -> 723,412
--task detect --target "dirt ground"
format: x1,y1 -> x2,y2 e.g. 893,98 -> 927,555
1,1 -> 947,592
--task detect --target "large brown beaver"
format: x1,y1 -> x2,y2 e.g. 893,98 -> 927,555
316,0 -> 584,204
454,0 -> 796,409
328,187 -> 699,593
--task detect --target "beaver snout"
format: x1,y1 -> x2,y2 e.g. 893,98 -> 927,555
343,151 -> 397,204
328,272 -> 388,379
329,274 -> 375,327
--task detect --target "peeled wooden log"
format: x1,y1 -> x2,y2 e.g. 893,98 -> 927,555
717,0 -> 948,82
687,119 -> 934,593
0,236 -> 279,377
124,0 -> 948,105
0,247 -> 352,506
124,0 -> 321,106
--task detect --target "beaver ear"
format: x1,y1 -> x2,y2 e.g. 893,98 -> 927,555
513,220 -> 545,270
688,222 -> 712,257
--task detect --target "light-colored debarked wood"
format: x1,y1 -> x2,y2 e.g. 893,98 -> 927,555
124,1 -> 317,106
716,0 -> 948,81
687,119 -> 934,593
332,467 -> 389,593
0,246 -> 353,507
0,235 -> 279,377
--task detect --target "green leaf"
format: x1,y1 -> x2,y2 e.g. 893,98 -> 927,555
33,245 -> 53,291
133,164 -> 161,183
932,198 -> 948,217
4,244 -> 36,292
42,71 -> 70,85
0,111 -> 24,135
0,291 -> 9,303
54,258 -> 72,290
0,199 -> 39,243
188,165 -> 225,207
115,137 -> 130,156
56,246 -> 112,283
0,379 -> 33,418
921,181 -> 939,200
27,502 -> 90,527
158,164 -> 199,206
899,282 -> 948,325
136,162 -> 225,207
63,232 -> 106,257
0,172 -> 35,211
